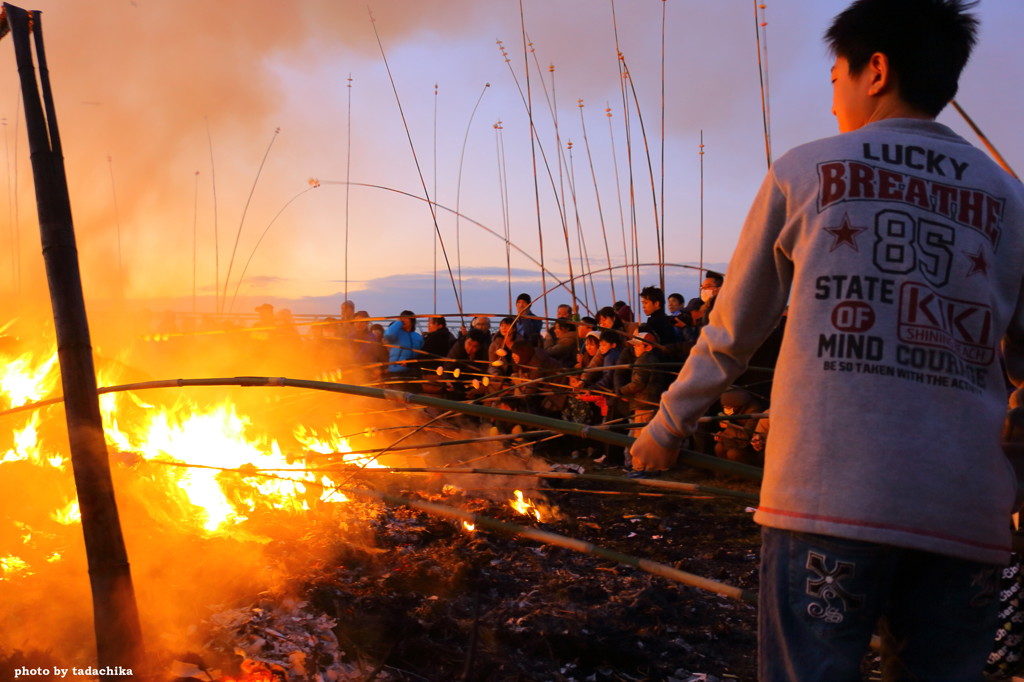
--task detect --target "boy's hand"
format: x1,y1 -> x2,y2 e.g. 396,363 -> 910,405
631,426 -> 679,472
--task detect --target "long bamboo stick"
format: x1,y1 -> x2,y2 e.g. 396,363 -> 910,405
309,465 -> 758,502
4,375 -> 763,480
578,99 -> 616,302
132,458 -> 758,604
368,9 -> 464,318
3,6 -> 146,678
950,99 -> 1020,180
340,485 -> 758,604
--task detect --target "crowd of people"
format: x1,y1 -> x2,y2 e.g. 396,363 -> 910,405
243,272 -> 780,472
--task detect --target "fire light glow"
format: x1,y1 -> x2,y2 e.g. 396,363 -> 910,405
0,342 -> 368,541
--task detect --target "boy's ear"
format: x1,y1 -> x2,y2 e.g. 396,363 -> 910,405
866,51 -> 891,97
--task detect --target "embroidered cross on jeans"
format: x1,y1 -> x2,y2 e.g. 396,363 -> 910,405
805,551 -> 865,623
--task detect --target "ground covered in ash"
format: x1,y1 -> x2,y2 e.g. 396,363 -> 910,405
188,457 -> 764,682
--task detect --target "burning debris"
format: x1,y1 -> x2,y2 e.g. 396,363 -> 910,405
0,320 -> 762,680
179,599 -> 354,682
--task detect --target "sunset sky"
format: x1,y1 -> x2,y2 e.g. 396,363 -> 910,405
1,0 -> 1020,321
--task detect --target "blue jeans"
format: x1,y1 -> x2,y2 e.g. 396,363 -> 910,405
759,527 -> 1001,681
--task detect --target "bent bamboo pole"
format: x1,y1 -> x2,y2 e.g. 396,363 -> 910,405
8,376 -> 763,480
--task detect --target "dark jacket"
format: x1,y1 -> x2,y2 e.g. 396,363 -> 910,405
618,350 -> 669,410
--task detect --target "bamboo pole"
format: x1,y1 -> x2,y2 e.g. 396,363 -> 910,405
5,375 -> 763,480
368,9 -> 464,319
950,99 -> 1020,181
310,466 -> 759,502
128,459 -> 758,604
2,5 -> 145,678
338,485 -> 758,604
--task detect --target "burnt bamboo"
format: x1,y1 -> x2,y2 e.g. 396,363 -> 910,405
3,4 -> 145,678
130,459 -> 758,604
347,485 -> 758,604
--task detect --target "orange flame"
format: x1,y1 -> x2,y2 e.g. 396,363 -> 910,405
509,489 -> 542,522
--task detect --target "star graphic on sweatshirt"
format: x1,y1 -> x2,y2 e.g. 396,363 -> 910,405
825,213 -> 868,252
963,244 -> 990,278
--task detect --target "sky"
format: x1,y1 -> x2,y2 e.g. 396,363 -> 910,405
1,0 -> 1021,324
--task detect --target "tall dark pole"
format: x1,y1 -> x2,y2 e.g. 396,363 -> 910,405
2,5 -> 145,678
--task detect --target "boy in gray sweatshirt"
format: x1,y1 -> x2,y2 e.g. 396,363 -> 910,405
632,0 -> 1024,678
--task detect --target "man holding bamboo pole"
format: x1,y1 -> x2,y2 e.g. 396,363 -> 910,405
632,0 -> 1024,678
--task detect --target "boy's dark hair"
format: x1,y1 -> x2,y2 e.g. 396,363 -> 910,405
668,292 -> 684,306
516,292 -> 532,304
466,328 -> 488,345
430,316 -> 446,328
598,329 -> 620,346
824,0 -> 978,117
705,271 -> 724,287
640,285 -> 665,308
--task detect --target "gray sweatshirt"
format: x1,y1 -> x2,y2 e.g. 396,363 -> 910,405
646,118 -> 1024,564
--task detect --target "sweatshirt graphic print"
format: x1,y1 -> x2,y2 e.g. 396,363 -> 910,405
646,119 -> 1024,564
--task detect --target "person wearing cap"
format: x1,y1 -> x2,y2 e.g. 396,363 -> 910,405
575,316 -> 596,350
618,331 -> 670,445
510,293 -> 543,347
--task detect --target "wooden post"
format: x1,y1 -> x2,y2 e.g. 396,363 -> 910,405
2,5 -> 146,678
